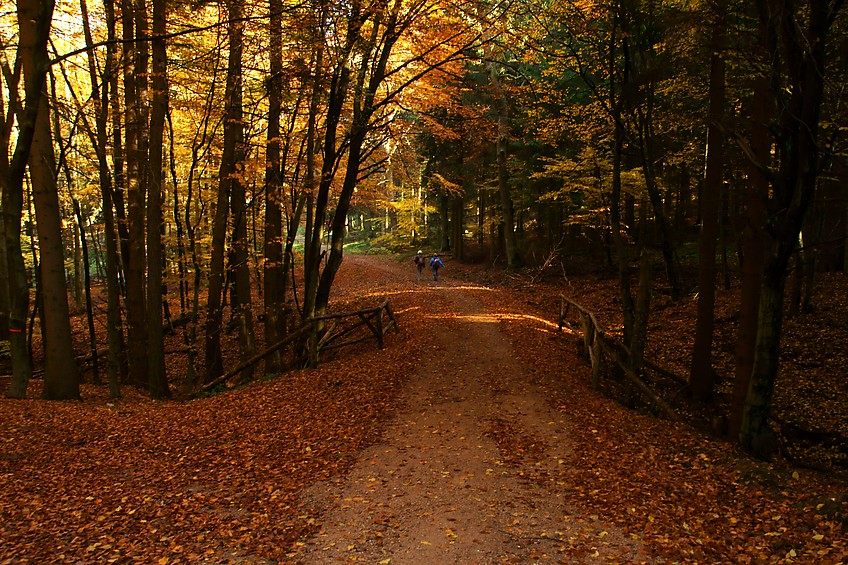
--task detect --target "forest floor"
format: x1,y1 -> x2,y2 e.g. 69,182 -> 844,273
0,252 -> 846,564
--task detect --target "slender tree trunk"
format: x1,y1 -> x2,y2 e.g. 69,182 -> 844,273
263,0 -> 285,373
146,0 -> 169,398
205,0 -> 245,382
82,0 -> 122,397
315,4 -> 402,315
108,0 -> 129,388
690,1 -> 726,401
73,223 -> 83,310
203,156 -> 230,383
608,16 -> 634,347
121,0 -> 150,387
485,67 -> 519,268
438,192 -> 449,251
452,192 -> 465,262
304,4 -> 350,321
72,198 -> 100,385
0,29 -> 37,396
0,207 -> 8,342
728,76 -> 769,441
630,238 -> 652,374
167,111 -> 187,316
226,0 -> 255,383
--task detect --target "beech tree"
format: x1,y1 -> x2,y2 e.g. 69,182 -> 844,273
121,0 -> 151,388
147,0 -> 170,398
736,0 -> 845,459
689,0 -> 727,401
1,1 -> 45,398
23,0 -> 81,400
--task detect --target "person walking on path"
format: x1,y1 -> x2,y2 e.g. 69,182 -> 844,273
413,250 -> 426,280
430,253 -> 444,281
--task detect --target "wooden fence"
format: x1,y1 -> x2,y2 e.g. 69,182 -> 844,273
199,299 -> 399,394
558,295 -> 678,421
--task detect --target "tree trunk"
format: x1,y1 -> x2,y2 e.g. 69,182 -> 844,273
689,0 -> 726,401
304,2 -> 351,321
739,260 -> 785,458
0,29 -> 37,396
630,239 -> 652,375
72,199 -> 100,385
205,0 -> 244,382
226,0 -> 255,383
477,3 -> 520,269
72,222 -> 83,310
608,16 -> 635,348
438,192 -> 450,251
0,206 -> 8,342
315,3 -> 403,316
452,193 -> 465,262
146,0 -> 169,398
83,0 -> 122,397
121,0 -> 150,387
737,0 -> 837,457
263,0 -> 285,374
728,77 -> 769,441
27,50 -> 81,399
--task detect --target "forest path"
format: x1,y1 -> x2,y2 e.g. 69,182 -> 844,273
292,254 -> 650,564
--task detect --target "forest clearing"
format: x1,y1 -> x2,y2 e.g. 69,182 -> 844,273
1,253 -> 847,563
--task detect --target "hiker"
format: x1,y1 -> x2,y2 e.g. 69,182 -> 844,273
413,250 -> 426,280
430,253 -> 444,281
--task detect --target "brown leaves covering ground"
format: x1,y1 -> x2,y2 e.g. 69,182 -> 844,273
1,253 -> 846,563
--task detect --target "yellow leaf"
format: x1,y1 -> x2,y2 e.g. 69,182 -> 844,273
378,560 -> 391,564
813,534 -> 824,541
158,558 -> 169,565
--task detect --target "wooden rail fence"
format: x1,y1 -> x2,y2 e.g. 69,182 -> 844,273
558,295 -> 678,421
199,299 -> 399,394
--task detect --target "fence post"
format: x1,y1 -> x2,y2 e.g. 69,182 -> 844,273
307,321 -> 319,367
558,298 -> 564,331
591,330 -> 602,390
377,306 -> 385,349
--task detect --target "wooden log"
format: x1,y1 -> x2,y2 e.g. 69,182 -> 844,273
321,335 -> 375,352
643,358 -> 687,385
384,302 -> 400,332
598,336 -> 678,421
356,309 -> 380,340
197,322 -> 313,394
311,299 -> 389,321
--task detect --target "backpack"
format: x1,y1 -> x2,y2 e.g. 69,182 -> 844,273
430,256 -> 441,268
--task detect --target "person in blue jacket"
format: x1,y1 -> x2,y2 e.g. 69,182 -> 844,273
430,253 -> 444,281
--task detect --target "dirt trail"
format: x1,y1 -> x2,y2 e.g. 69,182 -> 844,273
293,259 -> 650,563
